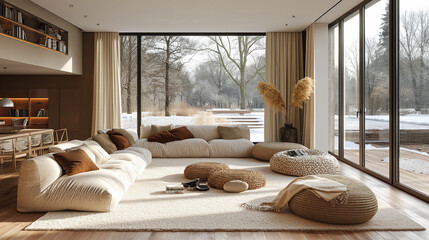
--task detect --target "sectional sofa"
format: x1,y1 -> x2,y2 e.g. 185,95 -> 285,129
17,125 -> 255,212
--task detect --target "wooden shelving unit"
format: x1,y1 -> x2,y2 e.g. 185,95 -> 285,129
0,0 -> 68,54
0,97 -> 49,129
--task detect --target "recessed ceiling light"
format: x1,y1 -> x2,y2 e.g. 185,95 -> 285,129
84,15 -> 88,18
69,4 -> 74,8
97,23 -> 100,26
285,24 -> 288,26
292,15 -> 296,18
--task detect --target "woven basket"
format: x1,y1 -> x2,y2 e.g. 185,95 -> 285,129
270,149 -> 340,176
208,169 -> 266,190
289,174 -> 378,224
184,162 -> 229,181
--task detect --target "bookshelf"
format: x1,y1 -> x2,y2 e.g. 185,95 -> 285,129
0,0 -> 68,54
0,97 -> 49,128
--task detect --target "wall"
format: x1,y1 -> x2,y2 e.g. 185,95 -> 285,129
0,0 -> 82,74
314,23 -> 329,151
0,33 -> 94,140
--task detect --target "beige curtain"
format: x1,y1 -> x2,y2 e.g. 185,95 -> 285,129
264,32 -> 304,142
303,24 -> 315,148
92,32 -> 122,135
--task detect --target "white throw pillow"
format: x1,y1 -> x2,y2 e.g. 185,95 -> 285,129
83,140 -> 111,164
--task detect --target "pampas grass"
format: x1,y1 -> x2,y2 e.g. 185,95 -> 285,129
256,82 -> 286,112
291,77 -> 314,109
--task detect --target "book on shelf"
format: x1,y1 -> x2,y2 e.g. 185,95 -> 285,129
4,6 -> 14,20
17,11 -> 22,24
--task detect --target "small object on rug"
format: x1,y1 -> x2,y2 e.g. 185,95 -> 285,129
184,162 -> 230,181
224,180 -> 249,193
208,169 -> 266,190
270,149 -> 340,176
166,184 -> 184,194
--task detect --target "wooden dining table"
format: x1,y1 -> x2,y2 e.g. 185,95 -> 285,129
0,129 -> 54,170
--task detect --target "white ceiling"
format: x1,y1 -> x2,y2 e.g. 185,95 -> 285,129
30,0 -> 364,33
0,58 -> 72,75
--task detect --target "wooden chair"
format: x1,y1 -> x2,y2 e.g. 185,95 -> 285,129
54,128 -> 68,144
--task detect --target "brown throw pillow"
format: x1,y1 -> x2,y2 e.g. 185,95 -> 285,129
170,126 -> 194,140
107,130 -> 130,150
112,128 -> 136,144
150,124 -> 172,135
92,133 -> 117,154
53,149 -> 99,176
218,126 -> 243,139
147,131 -> 178,143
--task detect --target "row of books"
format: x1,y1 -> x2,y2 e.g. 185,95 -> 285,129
3,5 -> 14,20
44,38 -> 67,53
14,26 -> 26,40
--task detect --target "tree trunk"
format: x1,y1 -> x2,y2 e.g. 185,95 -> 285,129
165,38 -> 171,116
126,37 -> 132,114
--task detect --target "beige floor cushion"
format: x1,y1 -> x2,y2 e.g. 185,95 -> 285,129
270,149 -> 340,176
208,169 -> 266,190
289,174 -> 378,224
252,142 -> 307,161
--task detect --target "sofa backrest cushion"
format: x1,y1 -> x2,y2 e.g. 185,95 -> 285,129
49,139 -> 84,153
141,125 -> 250,141
218,126 -> 244,139
92,133 -> 117,154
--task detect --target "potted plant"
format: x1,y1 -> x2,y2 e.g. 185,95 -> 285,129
257,77 -> 314,142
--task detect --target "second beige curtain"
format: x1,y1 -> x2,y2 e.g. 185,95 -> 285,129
303,24 -> 315,148
264,32 -> 304,142
92,32 -> 122,135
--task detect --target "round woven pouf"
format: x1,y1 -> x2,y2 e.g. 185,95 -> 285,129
270,149 -> 340,176
289,174 -> 378,224
184,162 -> 230,181
207,169 -> 266,190
252,142 -> 308,162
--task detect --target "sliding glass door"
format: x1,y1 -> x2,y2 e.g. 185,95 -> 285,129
329,0 -> 429,202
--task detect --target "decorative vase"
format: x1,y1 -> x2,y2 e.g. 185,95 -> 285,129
279,124 -> 297,143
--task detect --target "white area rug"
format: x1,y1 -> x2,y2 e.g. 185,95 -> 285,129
26,158 -> 425,231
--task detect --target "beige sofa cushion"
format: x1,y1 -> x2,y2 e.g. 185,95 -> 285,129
134,138 -> 209,158
208,139 -> 254,158
49,139 -> 84,153
93,133 -> 117,154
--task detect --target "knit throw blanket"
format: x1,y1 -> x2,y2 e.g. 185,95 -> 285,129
242,175 -> 349,212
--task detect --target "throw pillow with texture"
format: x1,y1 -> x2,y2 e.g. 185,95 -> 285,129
53,149 -> 99,176
150,124 -> 172,135
218,126 -> 243,139
170,126 -> 194,140
148,131 -> 178,143
107,130 -> 130,150
66,144 -> 97,165
112,128 -> 136,144
92,133 -> 117,154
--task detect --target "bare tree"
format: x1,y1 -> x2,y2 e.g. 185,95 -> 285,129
120,36 -> 138,114
207,36 -> 265,109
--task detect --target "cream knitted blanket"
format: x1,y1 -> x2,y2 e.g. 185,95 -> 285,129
243,175 -> 349,212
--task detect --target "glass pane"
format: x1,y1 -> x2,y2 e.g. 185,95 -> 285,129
343,12 -> 360,164
399,0 -> 429,196
120,35 -> 138,133
328,25 -> 339,155
140,36 -> 266,142
364,0 -> 390,177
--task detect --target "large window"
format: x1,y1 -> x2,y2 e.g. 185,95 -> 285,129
120,35 -> 266,142
329,0 -> 429,201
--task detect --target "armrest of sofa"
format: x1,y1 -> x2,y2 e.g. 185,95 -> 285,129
17,154 -> 63,212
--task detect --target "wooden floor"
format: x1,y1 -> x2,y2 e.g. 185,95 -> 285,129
1,160 -> 429,240
344,148 -> 429,196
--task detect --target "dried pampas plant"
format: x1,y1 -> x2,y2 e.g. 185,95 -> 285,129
291,77 -> 314,109
256,82 -> 286,112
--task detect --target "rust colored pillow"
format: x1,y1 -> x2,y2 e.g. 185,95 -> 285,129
53,149 -> 99,176
147,131 -> 178,143
170,126 -> 194,140
107,130 -> 130,150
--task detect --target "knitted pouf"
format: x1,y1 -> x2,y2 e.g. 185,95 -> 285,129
270,149 -> 340,176
252,142 -> 308,162
184,162 -> 229,181
208,169 -> 266,190
289,174 -> 378,224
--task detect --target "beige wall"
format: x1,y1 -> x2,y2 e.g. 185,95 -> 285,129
0,0 -> 82,75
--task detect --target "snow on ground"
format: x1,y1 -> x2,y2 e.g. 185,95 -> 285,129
382,157 -> 429,174
335,114 -> 429,130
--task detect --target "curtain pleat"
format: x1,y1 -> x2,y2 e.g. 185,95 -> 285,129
303,24 -> 315,148
264,32 -> 304,142
92,32 -> 122,135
